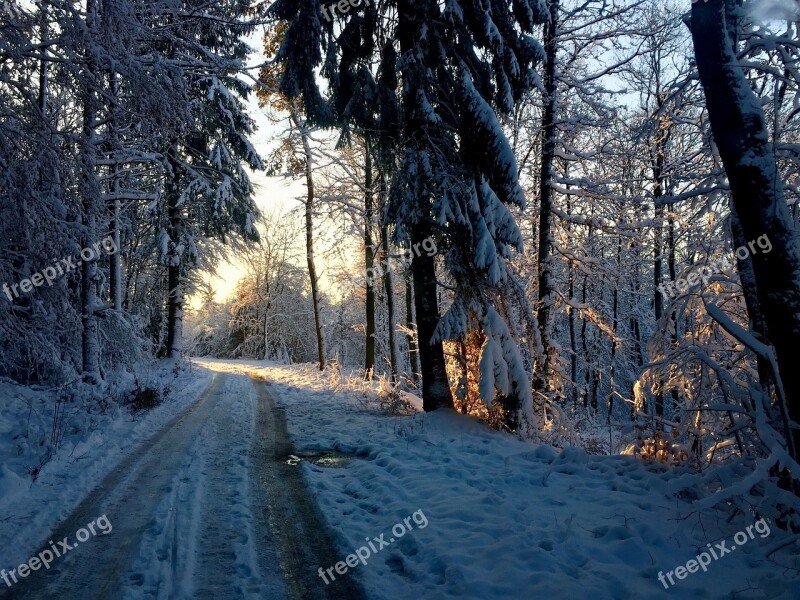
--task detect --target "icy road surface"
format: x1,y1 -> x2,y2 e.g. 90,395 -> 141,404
3,368 -> 363,600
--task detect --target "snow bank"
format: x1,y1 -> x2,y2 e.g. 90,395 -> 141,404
0,360 -> 213,569
263,363 -> 800,600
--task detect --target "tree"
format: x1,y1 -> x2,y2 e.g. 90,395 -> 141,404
269,0 -> 549,420
157,0 -> 263,359
363,140 -> 376,373
259,23 -> 327,370
0,0 -> 261,382
190,211 -> 313,361
689,0 -> 800,460
296,105 -> 328,370
534,0 -> 558,394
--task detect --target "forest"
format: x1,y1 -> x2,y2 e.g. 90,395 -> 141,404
2,0 -> 800,596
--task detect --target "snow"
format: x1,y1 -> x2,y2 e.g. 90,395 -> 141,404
117,369 -> 285,599
2,358 -> 798,598
0,360 -> 213,571
251,362 -> 799,600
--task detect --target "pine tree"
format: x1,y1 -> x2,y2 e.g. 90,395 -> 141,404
155,0 -> 264,358
268,0 -> 548,419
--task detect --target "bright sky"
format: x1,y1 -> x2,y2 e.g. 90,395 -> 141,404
198,173 -> 306,303
192,62 -> 359,309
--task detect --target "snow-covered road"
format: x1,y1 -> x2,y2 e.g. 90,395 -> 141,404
3,359 -> 798,599
3,366 -> 360,599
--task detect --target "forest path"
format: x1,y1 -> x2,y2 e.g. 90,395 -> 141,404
3,363 -> 364,600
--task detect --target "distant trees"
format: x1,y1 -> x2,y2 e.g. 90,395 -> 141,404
188,212 -> 316,362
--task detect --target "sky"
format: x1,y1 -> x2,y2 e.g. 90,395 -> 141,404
194,172 -> 305,306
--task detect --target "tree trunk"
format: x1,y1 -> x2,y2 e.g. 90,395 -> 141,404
654,202 -> 665,322
80,0 -> 100,383
410,228 -> 453,410
397,0 -> 453,410
108,72 -> 122,312
565,178 -> 578,408
405,274 -> 420,384
667,213 -> 680,417
608,235 -> 621,424
730,206 -> 772,396
380,174 -> 398,381
535,0 -> 559,392
164,146 -> 183,359
364,142 -> 376,374
568,262 -> 578,409
653,172 -> 666,425
690,0 -> 800,458
651,88 -> 670,426
382,245 -> 398,382
293,106 -> 326,370
581,274 -> 590,408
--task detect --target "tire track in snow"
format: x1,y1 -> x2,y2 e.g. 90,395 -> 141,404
251,378 -> 367,600
186,374 -> 285,600
3,373 -> 228,599
2,372 -> 285,599
2,368 -> 363,600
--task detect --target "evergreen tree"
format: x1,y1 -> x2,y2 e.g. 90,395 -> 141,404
268,0 -> 548,421
154,0 -> 264,358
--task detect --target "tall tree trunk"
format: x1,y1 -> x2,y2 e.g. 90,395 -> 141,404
410,226 -> 453,410
397,0 -> 453,410
608,235 -> 621,424
80,0 -> 101,383
690,0 -> 800,459
666,213 -> 680,416
405,274 -> 420,384
650,88 -> 671,426
380,174 -> 398,381
535,0 -> 559,392
565,175 -> 578,408
164,146 -> 183,359
568,262 -> 578,409
653,175 -> 666,425
108,72 -> 122,312
292,107 -> 325,370
729,206 -> 772,396
364,142 -> 376,374
628,196 -> 644,374
382,247 -> 398,382
654,201 -> 665,323
581,273 -> 590,409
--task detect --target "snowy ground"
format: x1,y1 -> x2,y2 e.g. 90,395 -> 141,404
0,358 -> 362,599
1,358 -> 798,599
254,362 -> 800,600
0,361 -> 213,571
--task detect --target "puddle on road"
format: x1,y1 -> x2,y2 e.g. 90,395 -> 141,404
285,450 -> 354,468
